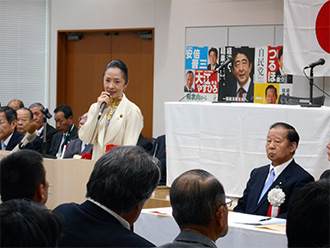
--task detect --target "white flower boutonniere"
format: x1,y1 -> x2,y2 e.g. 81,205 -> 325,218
267,186 -> 286,217
267,186 -> 286,207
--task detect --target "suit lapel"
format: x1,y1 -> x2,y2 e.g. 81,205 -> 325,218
254,160 -> 295,211
250,166 -> 270,213
104,95 -> 127,145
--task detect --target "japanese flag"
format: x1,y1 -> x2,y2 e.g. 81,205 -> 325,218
284,0 -> 330,76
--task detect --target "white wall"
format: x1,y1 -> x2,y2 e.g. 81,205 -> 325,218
50,0 -> 329,137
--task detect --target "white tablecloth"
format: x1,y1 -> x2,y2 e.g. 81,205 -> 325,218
165,102 -> 330,197
135,207 -> 287,248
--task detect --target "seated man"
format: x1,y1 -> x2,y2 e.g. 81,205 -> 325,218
16,107 -> 42,153
0,106 -> 32,151
48,104 -> 78,158
0,199 -> 63,247
63,112 -> 93,159
159,169 -> 228,248
1,150 -> 49,204
55,146 -> 160,247
286,180 -> 330,247
234,122 -> 314,218
29,102 -> 58,154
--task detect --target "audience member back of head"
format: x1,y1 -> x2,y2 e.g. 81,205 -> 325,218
0,150 -> 49,204
0,199 -> 63,247
54,145 -> 160,247
286,179 -> 330,247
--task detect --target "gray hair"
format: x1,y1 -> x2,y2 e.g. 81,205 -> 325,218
86,146 -> 160,215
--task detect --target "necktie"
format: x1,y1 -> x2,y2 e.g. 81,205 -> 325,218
258,168 -> 275,204
1,142 -> 6,150
61,134 -> 68,153
238,87 -> 244,102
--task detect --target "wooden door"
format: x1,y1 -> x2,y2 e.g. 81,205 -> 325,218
57,29 -> 154,138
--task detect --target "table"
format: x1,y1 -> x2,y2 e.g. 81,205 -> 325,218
135,207 -> 287,248
165,102 -> 330,197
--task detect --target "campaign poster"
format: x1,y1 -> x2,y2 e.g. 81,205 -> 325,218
254,83 -> 280,104
184,46 -> 220,102
254,46 -> 268,84
194,70 -> 218,94
222,46 -> 255,103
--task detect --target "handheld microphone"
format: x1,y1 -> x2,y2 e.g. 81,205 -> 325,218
98,94 -> 111,120
11,122 -> 38,153
215,56 -> 233,72
304,58 -> 325,69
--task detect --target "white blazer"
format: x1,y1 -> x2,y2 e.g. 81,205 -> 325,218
79,94 -> 143,160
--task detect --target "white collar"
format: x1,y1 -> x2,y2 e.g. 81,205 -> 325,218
270,158 -> 293,180
36,126 -> 44,136
236,77 -> 251,93
87,198 -> 130,230
2,132 -> 14,146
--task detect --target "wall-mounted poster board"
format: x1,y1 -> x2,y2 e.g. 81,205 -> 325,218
184,25 -> 295,104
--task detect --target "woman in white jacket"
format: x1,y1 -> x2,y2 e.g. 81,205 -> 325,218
79,60 -> 143,160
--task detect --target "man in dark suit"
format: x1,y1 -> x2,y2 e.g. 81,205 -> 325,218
207,47 -> 219,70
158,169 -> 228,248
54,146 -> 160,247
0,106 -> 32,151
1,150 -> 49,204
234,122 -> 314,218
48,104 -> 78,158
63,112 -> 93,159
184,71 -> 195,92
223,48 -> 254,102
29,102 -> 58,154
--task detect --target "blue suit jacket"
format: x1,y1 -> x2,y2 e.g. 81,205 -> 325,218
54,200 -> 155,247
234,159 -> 314,218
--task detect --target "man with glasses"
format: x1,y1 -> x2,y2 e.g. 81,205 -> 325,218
158,169 -> 228,248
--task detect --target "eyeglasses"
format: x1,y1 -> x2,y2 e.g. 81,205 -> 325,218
221,198 -> 233,209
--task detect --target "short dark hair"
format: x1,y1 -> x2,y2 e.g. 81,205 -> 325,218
232,47 -> 252,65
0,199 -> 63,247
286,180 -> 330,247
17,107 -> 33,120
103,59 -> 128,84
0,106 -> 17,124
54,104 -> 73,119
270,122 -> 299,146
8,99 -> 24,108
265,85 -> 277,96
86,146 -> 160,215
208,47 -> 218,57
186,70 -> 194,76
1,150 -> 46,202
170,169 -> 226,228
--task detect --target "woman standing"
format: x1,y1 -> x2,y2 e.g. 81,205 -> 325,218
79,60 -> 143,160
